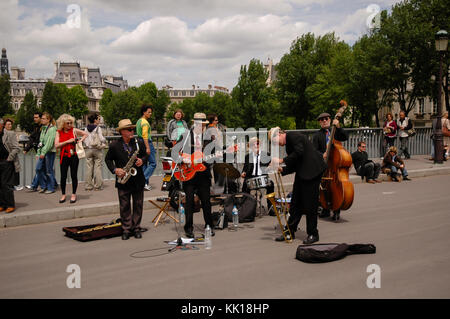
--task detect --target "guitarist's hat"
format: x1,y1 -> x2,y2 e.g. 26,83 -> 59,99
317,112 -> 331,121
192,112 -> 209,124
116,119 -> 136,132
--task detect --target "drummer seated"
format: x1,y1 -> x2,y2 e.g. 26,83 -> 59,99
241,138 -> 275,215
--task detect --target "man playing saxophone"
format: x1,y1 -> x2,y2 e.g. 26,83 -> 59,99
105,119 -> 149,240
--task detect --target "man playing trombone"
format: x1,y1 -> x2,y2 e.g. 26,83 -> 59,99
269,127 -> 326,244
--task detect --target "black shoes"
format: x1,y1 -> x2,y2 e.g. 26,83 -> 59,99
134,230 -> 142,239
303,234 -> 319,244
332,211 -> 340,221
403,176 -> 411,181
122,232 -> 130,240
185,232 -> 195,239
275,229 -> 294,242
319,210 -> 331,218
391,176 -> 399,182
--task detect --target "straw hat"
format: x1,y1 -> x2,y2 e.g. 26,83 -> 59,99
116,119 -> 136,132
192,112 -> 209,124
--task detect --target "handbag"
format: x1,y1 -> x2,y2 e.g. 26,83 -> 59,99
73,130 -> 86,159
407,128 -> 416,137
90,127 -> 105,149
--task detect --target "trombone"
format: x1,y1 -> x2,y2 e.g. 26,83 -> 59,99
265,170 -> 293,243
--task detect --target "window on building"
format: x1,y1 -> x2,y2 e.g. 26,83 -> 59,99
418,98 -> 424,114
432,99 -> 437,114
173,91 -> 178,96
190,90 -> 195,96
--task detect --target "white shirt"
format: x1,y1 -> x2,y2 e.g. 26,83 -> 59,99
252,150 -> 262,176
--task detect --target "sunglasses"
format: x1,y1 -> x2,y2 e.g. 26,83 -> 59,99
66,121 -> 73,125
124,128 -> 134,132
318,117 -> 330,122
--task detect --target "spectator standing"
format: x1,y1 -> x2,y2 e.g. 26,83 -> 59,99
397,111 -> 413,159
165,109 -> 188,149
136,104 -> 157,191
83,114 -> 106,191
0,118 -> 20,213
442,111 -> 450,160
35,112 -> 57,194
25,112 -> 43,191
4,119 -> 22,191
383,113 -> 397,155
55,114 -> 88,204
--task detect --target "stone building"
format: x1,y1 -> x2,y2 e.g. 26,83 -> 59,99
162,84 -> 229,104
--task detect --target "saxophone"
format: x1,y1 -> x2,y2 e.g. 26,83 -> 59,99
117,138 -> 139,184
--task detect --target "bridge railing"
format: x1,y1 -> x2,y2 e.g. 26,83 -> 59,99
16,127 -> 432,186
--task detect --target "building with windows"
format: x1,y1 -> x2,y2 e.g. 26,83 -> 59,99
4,51 -> 128,121
162,84 -> 229,104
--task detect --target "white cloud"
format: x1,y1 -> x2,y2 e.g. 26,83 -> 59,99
3,0 -> 404,89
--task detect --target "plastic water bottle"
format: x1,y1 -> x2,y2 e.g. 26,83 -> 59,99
179,203 -> 185,226
205,225 -> 212,249
232,205 -> 239,230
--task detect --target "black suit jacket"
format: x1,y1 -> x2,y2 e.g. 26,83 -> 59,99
105,137 -> 149,190
282,131 -> 327,180
312,127 -> 348,154
242,151 -> 271,178
351,150 -> 371,176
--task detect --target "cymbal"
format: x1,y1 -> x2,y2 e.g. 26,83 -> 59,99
213,163 -> 240,180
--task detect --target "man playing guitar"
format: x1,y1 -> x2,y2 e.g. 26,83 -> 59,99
174,112 -> 215,238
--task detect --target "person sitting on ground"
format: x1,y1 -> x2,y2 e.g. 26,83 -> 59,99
351,141 -> 381,184
382,146 -> 411,182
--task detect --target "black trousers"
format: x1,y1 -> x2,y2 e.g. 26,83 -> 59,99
360,162 -> 381,181
287,175 -> 321,237
0,161 -> 15,208
183,171 -> 213,233
118,188 -> 144,233
60,156 -> 79,195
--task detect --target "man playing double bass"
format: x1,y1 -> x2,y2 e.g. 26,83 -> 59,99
269,127 -> 326,244
312,112 -> 348,221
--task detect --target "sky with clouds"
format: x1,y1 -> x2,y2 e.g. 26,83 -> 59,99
1,0 -> 401,90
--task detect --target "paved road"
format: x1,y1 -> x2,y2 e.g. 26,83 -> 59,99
0,174 -> 449,299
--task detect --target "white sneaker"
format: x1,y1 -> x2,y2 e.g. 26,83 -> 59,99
14,186 -> 24,191
144,184 -> 152,191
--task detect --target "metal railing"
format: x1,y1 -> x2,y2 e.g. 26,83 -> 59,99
16,127 -> 433,186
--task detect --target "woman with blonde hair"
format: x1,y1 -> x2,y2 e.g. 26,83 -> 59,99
55,114 -> 88,204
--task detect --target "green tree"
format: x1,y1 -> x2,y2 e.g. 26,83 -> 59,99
41,81 -> 69,120
100,89 -> 140,128
275,33 -> 340,128
153,89 -> 171,133
67,85 -> 89,120
16,91 -> 39,133
0,74 -> 14,117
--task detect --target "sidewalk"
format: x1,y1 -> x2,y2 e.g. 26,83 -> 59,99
1,155 -> 449,228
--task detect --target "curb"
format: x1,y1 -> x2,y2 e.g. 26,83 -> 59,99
1,167 -> 450,228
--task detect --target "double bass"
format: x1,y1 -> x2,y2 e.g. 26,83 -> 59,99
319,100 -> 354,211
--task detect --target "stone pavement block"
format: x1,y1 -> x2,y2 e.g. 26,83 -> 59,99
74,203 -> 120,218
2,207 -> 75,227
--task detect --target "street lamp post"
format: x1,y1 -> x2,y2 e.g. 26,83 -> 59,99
434,30 -> 448,164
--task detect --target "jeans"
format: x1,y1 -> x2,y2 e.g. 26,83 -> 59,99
143,139 -> 157,184
33,157 -> 47,190
44,152 -> 56,192
390,165 -> 408,177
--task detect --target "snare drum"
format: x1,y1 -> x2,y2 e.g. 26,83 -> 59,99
246,175 -> 270,190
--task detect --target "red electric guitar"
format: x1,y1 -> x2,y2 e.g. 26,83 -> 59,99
172,145 -> 238,182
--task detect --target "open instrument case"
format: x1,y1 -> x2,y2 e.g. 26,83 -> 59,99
62,219 -> 123,242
